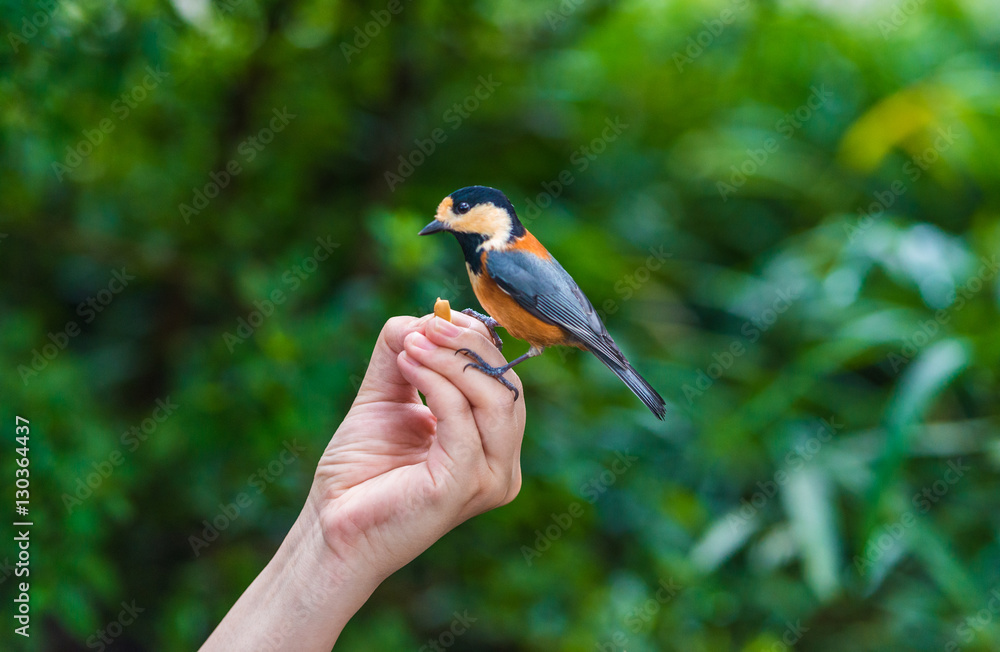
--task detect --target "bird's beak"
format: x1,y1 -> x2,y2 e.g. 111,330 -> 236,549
418,219 -> 448,235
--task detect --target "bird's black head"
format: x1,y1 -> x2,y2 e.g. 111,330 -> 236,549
418,186 -> 526,269
446,186 -> 518,220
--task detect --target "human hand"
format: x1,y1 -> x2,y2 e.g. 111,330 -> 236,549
199,312 -> 525,652
309,311 -> 526,583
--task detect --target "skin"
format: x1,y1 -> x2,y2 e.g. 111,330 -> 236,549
199,312 -> 525,651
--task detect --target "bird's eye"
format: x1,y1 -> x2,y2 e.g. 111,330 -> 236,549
455,201 -> 471,215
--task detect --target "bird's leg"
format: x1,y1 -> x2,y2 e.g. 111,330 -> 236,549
460,308 -> 503,352
454,345 -> 544,402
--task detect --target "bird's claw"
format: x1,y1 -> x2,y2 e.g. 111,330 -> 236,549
460,308 -> 503,352
455,348 -> 520,401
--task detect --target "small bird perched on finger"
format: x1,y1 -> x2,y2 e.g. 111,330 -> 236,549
419,185 -> 666,420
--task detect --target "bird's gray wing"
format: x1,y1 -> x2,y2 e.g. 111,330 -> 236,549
485,249 -> 627,364
487,247 -> 667,420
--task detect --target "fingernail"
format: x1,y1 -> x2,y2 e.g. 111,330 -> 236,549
434,317 -> 462,337
448,311 -> 473,327
412,333 -> 438,351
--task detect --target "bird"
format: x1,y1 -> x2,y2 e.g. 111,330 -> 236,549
418,185 -> 666,420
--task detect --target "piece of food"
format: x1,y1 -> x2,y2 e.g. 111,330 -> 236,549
434,297 -> 452,322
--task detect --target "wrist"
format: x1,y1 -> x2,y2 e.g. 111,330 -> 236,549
200,495 -> 383,651
280,494 -> 384,613
306,485 -> 400,589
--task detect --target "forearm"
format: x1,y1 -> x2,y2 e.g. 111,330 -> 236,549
199,498 -> 381,652
201,313 -> 524,650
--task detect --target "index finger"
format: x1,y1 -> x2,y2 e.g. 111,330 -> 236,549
448,309 -> 494,342
415,318 -> 526,470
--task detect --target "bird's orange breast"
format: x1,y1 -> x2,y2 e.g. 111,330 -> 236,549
468,250 -> 576,349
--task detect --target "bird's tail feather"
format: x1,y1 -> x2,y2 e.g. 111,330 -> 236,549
589,347 -> 666,420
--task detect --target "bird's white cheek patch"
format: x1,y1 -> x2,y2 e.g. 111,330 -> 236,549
461,205 -> 512,251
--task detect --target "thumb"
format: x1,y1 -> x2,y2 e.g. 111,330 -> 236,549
353,315 -> 431,406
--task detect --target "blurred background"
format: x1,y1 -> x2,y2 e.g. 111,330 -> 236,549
2,0 -> 1000,649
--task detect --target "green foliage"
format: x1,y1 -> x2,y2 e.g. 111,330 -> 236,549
2,0 -> 999,649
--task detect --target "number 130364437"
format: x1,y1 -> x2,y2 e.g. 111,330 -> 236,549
14,416 -> 32,638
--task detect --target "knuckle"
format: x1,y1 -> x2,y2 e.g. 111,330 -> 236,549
385,315 -> 412,331
424,478 -> 452,505
403,330 -> 423,348
382,315 -> 417,341
487,483 -> 508,508
469,466 -> 491,494
501,473 -> 522,506
486,401 -> 514,422
463,332 -> 502,364
471,467 -> 505,504
493,491 -> 509,508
